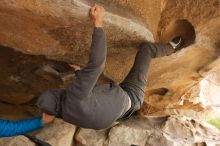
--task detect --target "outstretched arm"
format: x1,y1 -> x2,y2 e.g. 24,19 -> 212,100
0,117 -> 43,137
66,5 -> 106,99
0,113 -> 55,137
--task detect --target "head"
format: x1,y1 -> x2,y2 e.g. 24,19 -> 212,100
37,89 -> 65,117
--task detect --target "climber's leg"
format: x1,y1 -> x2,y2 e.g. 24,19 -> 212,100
120,42 -> 174,109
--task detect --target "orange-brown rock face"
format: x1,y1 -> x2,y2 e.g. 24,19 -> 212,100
0,0 -> 219,123
138,0 -> 220,117
0,0 -> 220,145
0,0 -> 153,105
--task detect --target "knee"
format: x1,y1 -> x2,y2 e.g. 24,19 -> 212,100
139,42 -> 156,57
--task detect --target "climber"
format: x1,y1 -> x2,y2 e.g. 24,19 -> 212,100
0,4 -> 183,137
38,4 -> 182,128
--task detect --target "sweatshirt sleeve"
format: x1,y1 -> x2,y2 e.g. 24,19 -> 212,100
0,116 -> 44,137
66,27 -> 106,98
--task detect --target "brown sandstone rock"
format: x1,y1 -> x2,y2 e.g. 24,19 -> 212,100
75,128 -> 108,146
0,102 -> 39,120
0,0 -> 220,145
0,0 -> 153,62
0,136 -> 35,146
34,119 -> 76,146
0,0 -> 219,115
75,116 -> 220,146
0,45 -> 71,104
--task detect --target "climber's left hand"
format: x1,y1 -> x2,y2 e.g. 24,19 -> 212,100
42,113 -> 55,124
90,4 -> 105,27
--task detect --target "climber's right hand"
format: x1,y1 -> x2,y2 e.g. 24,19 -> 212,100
90,4 -> 105,27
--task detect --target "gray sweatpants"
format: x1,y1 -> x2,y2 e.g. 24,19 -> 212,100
120,43 -> 174,111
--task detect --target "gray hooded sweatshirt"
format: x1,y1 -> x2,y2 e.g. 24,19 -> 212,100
37,28 -> 130,129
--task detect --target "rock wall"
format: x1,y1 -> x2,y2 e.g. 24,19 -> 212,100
0,0 -> 219,117
1,116 -> 220,146
0,0 -> 220,145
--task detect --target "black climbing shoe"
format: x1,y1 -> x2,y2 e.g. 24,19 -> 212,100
169,36 -> 182,51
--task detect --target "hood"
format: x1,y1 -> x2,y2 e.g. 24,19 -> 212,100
37,89 -> 65,117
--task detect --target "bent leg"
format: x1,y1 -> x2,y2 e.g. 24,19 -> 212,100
121,45 -> 152,92
120,42 -> 174,110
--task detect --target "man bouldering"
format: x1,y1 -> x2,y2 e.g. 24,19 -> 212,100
0,4 -> 182,137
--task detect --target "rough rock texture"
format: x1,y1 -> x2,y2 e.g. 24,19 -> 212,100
33,119 -> 76,146
0,0 -> 220,145
1,116 -> 219,146
140,0 -> 220,117
0,0 -> 153,60
0,102 -> 39,120
75,116 -> 220,146
0,45 -> 73,104
0,136 -> 35,146
75,128 -> 108,146
0,0 -> 219,116
0,119 -> 76,146
0,0 -> 219,114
